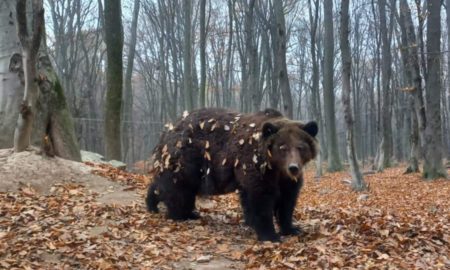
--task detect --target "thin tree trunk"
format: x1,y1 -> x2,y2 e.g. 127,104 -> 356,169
445,0 -> 450,159
273,0 -> 293,118
224,0 -> 234,108
323,0 -> 342,172
122,0 -> 140,164
199,0 -> 207,108
308,0 -> 322,177
398,0 -> 421,173
340,0 -> 366,191
246,0 -> 258,113
183,0 -> 194,110
104,0 -> 123,160
423,0 -> 448,179
376,0 -> 393,171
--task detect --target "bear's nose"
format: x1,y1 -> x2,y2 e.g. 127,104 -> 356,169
288,164 -> 299,175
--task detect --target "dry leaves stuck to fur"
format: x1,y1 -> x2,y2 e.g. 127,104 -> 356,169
0,164 -> 449,269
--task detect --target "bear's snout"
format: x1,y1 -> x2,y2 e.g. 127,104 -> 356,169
288,163 -> 300,176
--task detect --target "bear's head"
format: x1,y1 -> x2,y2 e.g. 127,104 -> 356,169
261,119 -> 318,180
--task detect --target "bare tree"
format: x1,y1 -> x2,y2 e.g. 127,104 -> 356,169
223,0 -> 235,108
46,0 -> 106,153
0,0 -> 80,160
398,0 -> 425,173
183,0 -> 194,110
199,0 -> 207,108
340,0 -> 366,191
323,0 -> 342,172
376,0 -> 393,171
423,0 -> 448,179
104,0 -> 123,160
272,0 -> 293,118
123,0 -> 140,163
307,0 -> 323,177
13,0 -> 44,152
446,0 -> 450,160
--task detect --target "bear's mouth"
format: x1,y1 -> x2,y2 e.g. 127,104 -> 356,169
285,170 -> 302,181
289,174 -> 300,182
287,163 -> 301,180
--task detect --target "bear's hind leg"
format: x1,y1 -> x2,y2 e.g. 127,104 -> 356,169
146,182 -> 160,213
239,189 -> 253,226
165,188 -> 199,221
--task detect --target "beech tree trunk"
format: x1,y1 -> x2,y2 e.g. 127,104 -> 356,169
223,0 -> 234,108
104,0 -> 123,161
377,0 -> 393,171
0,0 -> 80,161
398,0 -> 422,173
246,0 -> 259,113
308,0 -> 322,177
340,0 -> 366,191
122,0 -> 140,163
323,0 -> 342,172
273,0 -> 293,118
13,0 -> 43,152
423,0 -> 448,179
199,0 -> 207,108
183,0 -> 194,110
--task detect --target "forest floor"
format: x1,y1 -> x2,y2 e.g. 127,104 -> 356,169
0,150 -> 449,269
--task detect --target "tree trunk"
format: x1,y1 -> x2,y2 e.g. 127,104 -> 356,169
273,0 -> 293,118
224,0 -> 234,108
0,0 -> 80,161
445,0 -> 450,159
104,0 -> 123,161
122,0 -> 140,164
323,0 -> 342,172
183,0 -> 194,110
308,0 -> 322,177
36,62 -> 82,161
376,0 -> 393,171
245,0 -> 259,113
400,0 -> 428,158
199,0 -> 207,108
13,0 -> 43,152
398,0 -> 421,173
340,0 -> 366,191
405,99 -> 420,173
423,0 -> 448,179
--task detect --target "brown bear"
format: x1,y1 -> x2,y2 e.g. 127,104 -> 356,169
146,108 -> 318,242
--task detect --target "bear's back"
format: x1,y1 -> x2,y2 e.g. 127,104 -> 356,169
151,108 -> 285,188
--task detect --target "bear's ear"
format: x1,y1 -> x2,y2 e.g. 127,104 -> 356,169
302,121 -> 318,137
262,122 -> 279,138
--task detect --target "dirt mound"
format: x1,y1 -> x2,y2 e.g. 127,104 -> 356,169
0,148 -> 139,204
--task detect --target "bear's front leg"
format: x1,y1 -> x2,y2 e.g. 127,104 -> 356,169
244,190 -> 280,242
275,179 -> 302,236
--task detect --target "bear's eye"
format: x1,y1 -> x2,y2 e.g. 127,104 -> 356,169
297,144 -> 308,152
279,145 -> 288,151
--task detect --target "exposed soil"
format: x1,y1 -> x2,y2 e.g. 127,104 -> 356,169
0,148 -> 138,204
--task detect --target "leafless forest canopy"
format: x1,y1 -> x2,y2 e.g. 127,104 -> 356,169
5,0 -> 449,174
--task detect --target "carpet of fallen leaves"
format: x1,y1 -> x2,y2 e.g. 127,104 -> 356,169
0,164 -> 449,269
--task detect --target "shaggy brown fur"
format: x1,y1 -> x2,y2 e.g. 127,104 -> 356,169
146,108 -> 318,241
